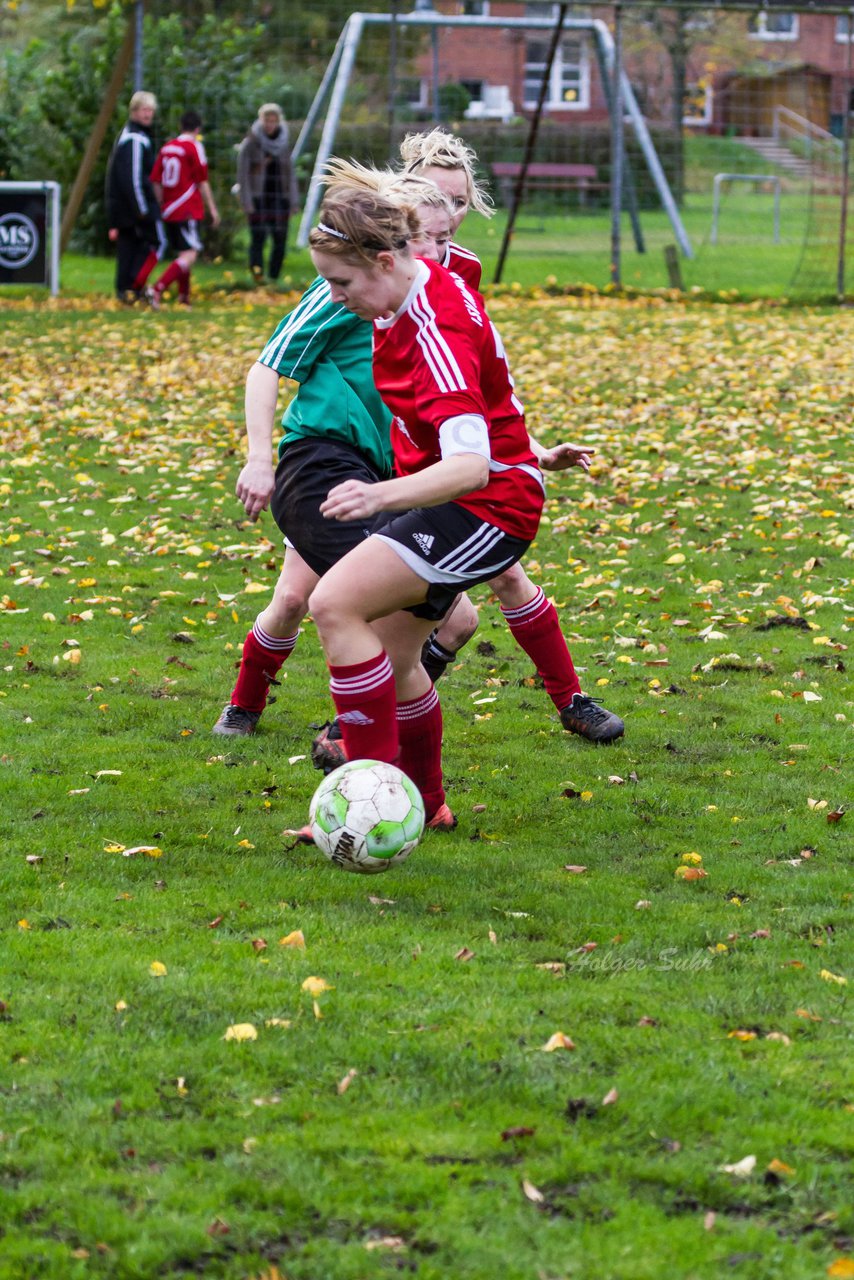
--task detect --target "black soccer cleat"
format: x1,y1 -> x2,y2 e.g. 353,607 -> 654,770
559,694 -> 624,744
310,719 -> 347,774
212,704 -> 261,737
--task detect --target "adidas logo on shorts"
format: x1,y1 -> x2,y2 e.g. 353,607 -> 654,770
412,532 -> 435,556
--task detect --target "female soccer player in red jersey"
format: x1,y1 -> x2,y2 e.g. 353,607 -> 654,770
399,128 -> 624,744
305,168 -> 549,824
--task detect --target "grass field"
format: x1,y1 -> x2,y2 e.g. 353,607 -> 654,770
1,292 -> 852,1280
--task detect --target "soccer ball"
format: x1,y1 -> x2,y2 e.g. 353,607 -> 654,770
309,759 -> 425,874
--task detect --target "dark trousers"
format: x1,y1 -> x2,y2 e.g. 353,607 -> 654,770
115,222 -> 162,297
249,211 -> 289,281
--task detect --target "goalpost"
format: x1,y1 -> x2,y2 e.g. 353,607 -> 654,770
292,8 -> 694,260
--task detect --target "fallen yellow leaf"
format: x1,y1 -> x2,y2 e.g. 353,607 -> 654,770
301,976 -> 332,996
224,1023 -> 257,1042
279,930 -> 306,950
541,1031 -> 576,1052
148,961 -> 167,977
820,969 -> 847,986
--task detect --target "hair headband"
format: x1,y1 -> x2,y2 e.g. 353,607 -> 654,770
316,221 -> 350,241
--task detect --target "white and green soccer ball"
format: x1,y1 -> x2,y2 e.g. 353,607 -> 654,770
309,759 -> 425,874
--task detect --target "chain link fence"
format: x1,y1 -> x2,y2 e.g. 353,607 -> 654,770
1,1 -> 850,299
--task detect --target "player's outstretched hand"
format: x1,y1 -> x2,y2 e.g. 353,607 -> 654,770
538,442 -> 596,473
320,479 -> 381,522
235,460 -> 275,521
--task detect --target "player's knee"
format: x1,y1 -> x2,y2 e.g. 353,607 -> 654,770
265,583 -> 308,630
489,562 -> 534,606
306,583 -> 336,635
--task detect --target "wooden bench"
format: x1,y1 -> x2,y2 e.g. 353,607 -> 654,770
491,161 -> 605,206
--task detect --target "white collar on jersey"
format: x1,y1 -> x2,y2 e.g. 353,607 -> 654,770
375,260 -> 430,329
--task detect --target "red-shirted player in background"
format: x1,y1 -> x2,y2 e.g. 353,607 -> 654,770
304,164 -> 564,827
396,127 -> 624,744
150,111 -> 220,308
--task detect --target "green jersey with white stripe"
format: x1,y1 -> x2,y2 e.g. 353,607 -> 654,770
258,276 -> 393,478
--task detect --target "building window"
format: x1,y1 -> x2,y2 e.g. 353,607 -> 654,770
835,16 -> 854,41
683,82 -> 713,127
460,1 -> 489,14
398,77 -> 428,111
523,36 -> 589,110
748,12 -> 798,41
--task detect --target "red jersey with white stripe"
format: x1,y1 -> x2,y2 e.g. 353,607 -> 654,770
151,135 -> 208,221
443,241 -> 482,291
372,259 -> 543,541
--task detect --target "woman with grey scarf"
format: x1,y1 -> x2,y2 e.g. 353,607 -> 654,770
236,103 -> 299,283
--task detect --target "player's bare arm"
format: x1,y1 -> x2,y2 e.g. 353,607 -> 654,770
320,452 -> 488,523
200,180 -> 220,228
236,362 -> 279,521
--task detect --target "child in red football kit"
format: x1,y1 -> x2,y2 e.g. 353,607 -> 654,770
150,110 -> 220,307
306,166 -> 549,825
397,127 -> 624,743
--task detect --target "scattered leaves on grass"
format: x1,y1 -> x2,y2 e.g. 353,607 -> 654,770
602,1088 -> 619,1106
224,1023 -> 257,1042
675,866 -> 708,881
455,947 -> 475,962
364,1237 -> 405,1253
820,969 -> 847,986
336,1068 -> 358,1095
521,1179 -> 545,1204
148,961 -> 167,978
563,864 -> 587,874
720,1154 -> 756,1178
501,1126 -> 536,1141
301,976 -> 332,995
264,1018 -> 291,1029
541,1032 -> 576,1052
279,930 -> 305,949
827,1260 -> 854,1279
827,807 -> 845,824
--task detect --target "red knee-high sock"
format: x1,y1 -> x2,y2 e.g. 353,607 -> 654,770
132,251 -> 158,291
153,260 -> 185,295
231,621 -> 298,714
329,652 -> 398,765
501,587 -> 581,711
397,686 -> 445,819
179,267 -> 191,303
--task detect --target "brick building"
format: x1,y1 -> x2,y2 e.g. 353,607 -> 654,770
409,3 -> 853,137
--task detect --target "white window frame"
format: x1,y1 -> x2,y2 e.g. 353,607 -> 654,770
683,83 -> 713,127
523,36 -> 590,111
748,12 -> 799,42
835,15 -> 854,41
405,78 -> 428,111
